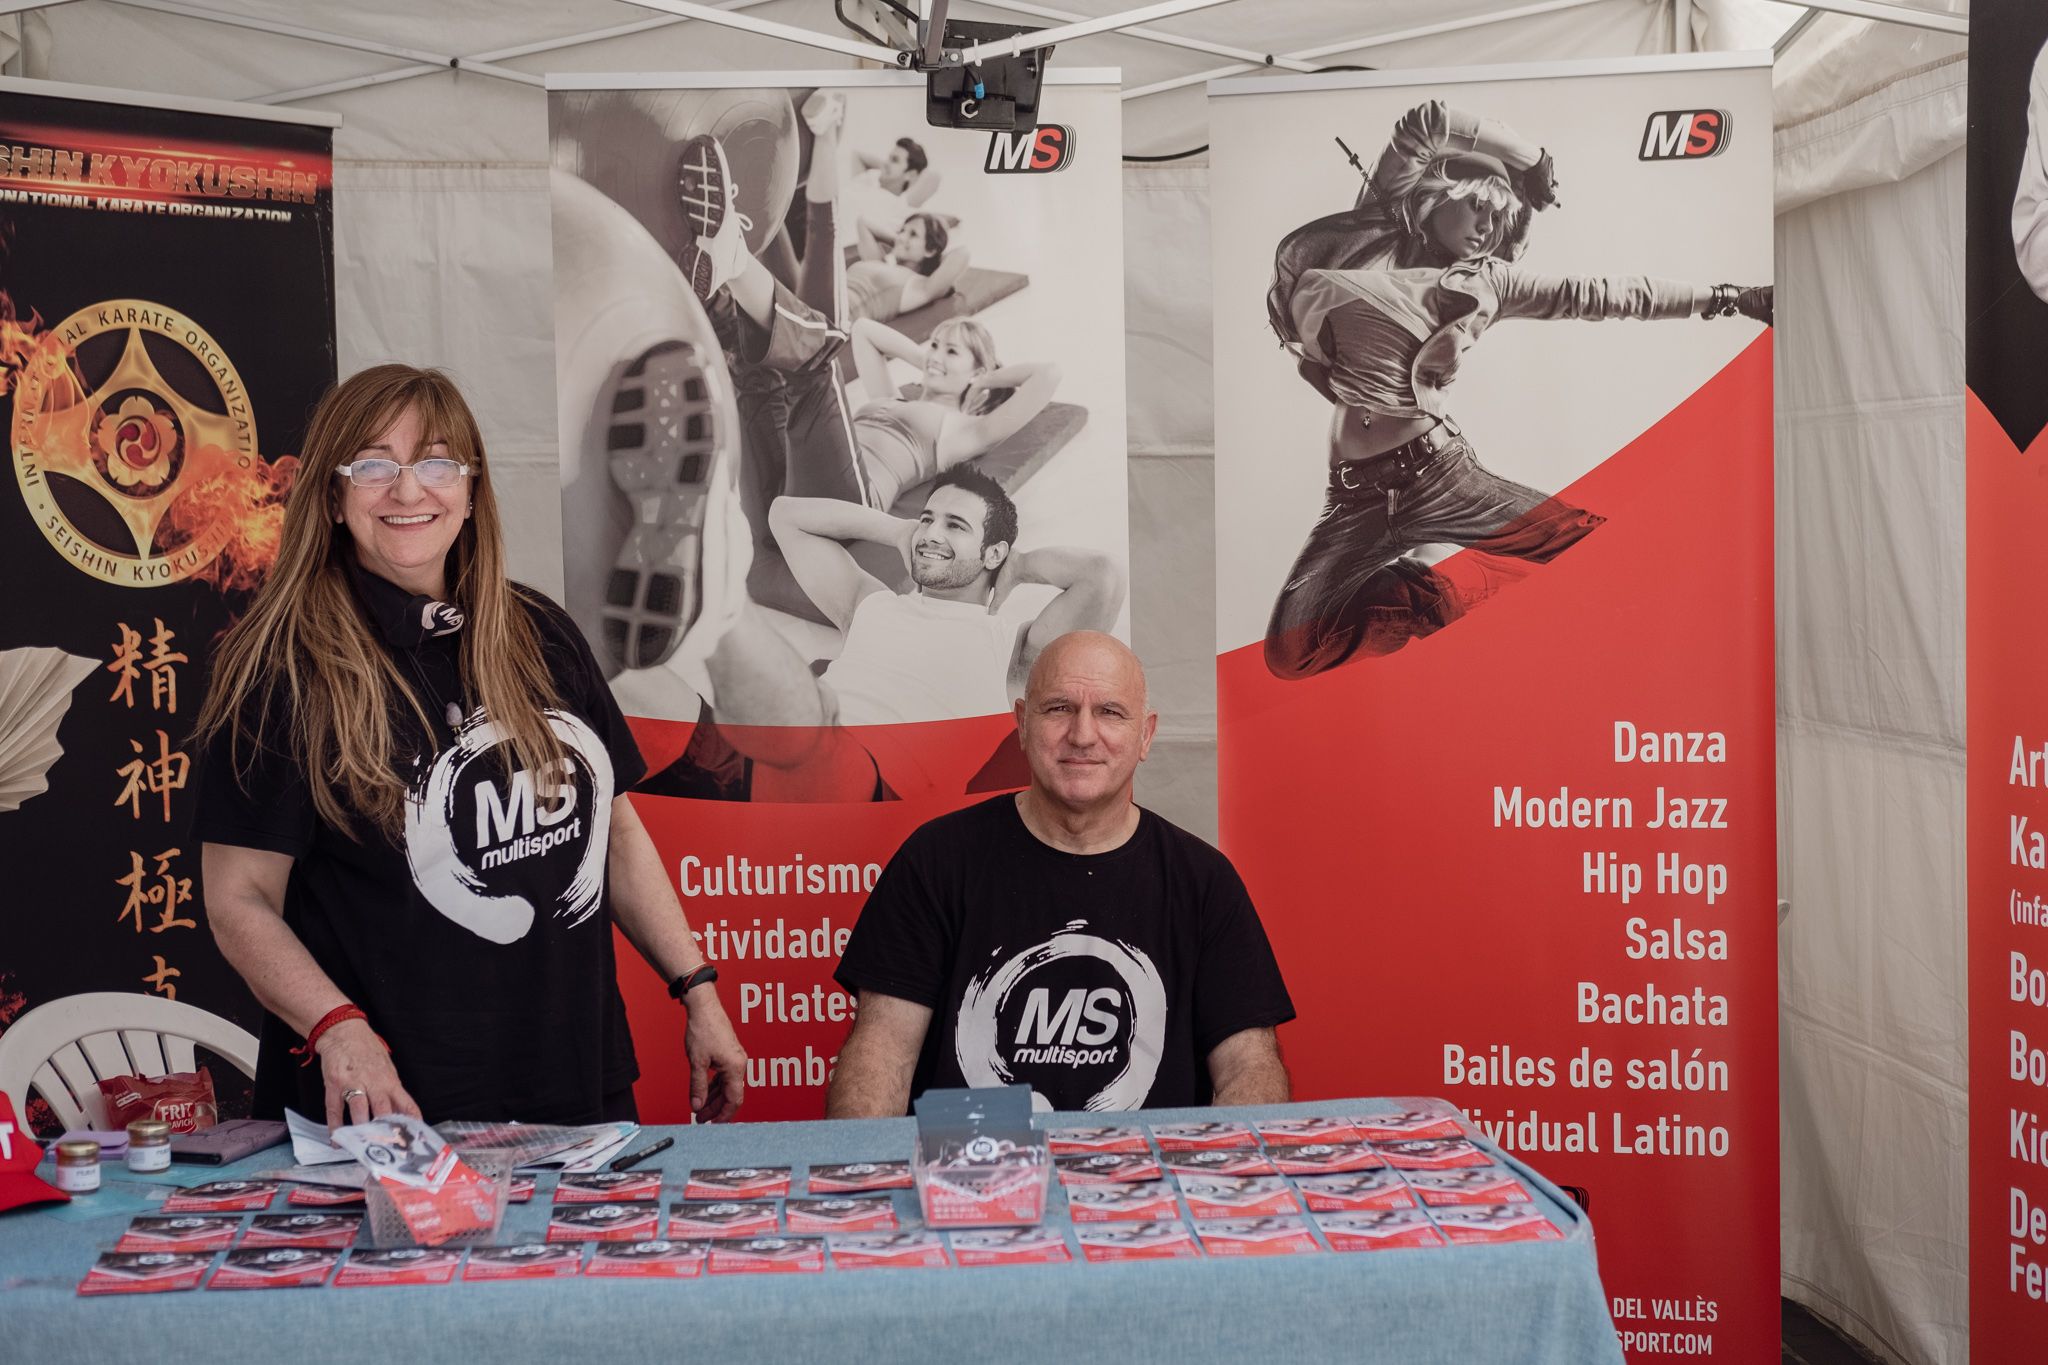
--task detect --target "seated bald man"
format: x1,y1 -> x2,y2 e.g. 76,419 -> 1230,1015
827,631 -> 1295,1116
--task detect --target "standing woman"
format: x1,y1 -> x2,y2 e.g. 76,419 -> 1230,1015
1261,100 -> 1771,678
194,365 -> 746,1128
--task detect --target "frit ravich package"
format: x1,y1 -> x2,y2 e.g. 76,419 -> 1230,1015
97,1070 -> 216,1134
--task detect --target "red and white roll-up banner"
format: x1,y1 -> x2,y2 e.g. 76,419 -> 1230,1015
1967,4 -> 2048,1351
547,72 -> 1130,1121
1210,56 -> 1775,1362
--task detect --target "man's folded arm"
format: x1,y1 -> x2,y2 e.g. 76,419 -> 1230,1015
1206,1026 -> 1291,1106
825,990 -> 934,1119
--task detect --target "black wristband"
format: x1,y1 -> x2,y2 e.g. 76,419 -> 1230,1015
668,963 -> 719,1001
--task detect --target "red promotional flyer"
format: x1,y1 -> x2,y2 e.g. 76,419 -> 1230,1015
1210,55 -> 1775,1363
547,73 -> 1132,1122
1968,2 -> 2048,1353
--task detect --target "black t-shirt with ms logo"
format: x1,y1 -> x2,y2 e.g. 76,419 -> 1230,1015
836,796 -> 1295,1112
195,567 -> 646,1124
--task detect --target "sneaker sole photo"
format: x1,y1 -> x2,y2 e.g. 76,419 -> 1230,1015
600,339 -> 721,670
676,134 -> 733,303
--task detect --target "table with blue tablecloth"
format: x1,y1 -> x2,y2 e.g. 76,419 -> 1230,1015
1,1099 -> 1625,1365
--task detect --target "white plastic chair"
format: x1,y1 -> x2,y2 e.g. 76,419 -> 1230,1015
0,991 -> 258,1130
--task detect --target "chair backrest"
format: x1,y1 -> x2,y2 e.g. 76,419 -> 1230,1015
0,991 -> 258,1131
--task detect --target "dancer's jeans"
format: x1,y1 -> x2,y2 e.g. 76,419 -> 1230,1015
1264,434 -> 1603,679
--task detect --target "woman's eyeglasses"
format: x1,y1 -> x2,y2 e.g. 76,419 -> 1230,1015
333,458 -> 470,490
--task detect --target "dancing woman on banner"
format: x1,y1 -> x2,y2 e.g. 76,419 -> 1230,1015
1261,99 -> 1771,679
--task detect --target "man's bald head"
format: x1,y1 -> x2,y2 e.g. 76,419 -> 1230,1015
1016,632 -> 1157,817
1024,630 -> 1150,717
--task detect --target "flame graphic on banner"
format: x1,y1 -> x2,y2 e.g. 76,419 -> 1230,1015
1,293 -> 297,589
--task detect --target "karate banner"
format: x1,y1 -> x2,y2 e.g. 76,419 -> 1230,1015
1210,56 -> 1774,1361
1967,5 -> 2048,1351
0,78 -> 336,1129
548,72 -> 1130,1121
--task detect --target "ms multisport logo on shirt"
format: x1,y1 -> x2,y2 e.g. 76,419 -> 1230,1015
401,710 -> 615,945
954,922 -> 1166,1109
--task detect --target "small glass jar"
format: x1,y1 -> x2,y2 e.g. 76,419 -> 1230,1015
53,1139 -> 101,1193
126,1119 -> 172,1173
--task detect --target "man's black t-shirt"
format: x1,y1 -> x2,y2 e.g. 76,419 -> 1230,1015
835,796 -> 1294,1112
194,564 -> 647,1125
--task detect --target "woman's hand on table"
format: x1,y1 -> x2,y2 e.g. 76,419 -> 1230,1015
684,988 -> 748,1123
319,1018 -> 421,1129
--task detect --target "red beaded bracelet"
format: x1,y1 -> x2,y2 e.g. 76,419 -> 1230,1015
290,1004 -> 386,1067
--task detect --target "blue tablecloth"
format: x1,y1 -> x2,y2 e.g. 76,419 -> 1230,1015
1,1099 -> 1623,1364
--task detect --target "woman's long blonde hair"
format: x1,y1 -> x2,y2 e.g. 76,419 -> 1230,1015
195,365 -> 564,840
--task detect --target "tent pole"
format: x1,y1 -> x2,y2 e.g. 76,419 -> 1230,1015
970,0 -> 1318,72
249,1 -> 780,107
1791,0 -> 1964,35
103,0 -> 541,85
615,0 -> 901,64
1121,0 -> 1610,102
1774,8 -> 1825,56
1673,0 -> 1694,53
958,0 -> 1248,63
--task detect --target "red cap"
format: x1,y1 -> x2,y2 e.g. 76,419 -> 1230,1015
0,1092 -> 68,1213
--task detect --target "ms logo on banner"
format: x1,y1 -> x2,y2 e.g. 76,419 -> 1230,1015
1639,109 -> 1730,161
984,125 -> 1075,174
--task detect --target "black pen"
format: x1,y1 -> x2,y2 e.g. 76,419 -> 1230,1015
609,1136 -> 674,1172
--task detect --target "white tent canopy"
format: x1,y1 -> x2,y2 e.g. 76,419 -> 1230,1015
0,3 -> 1972,1360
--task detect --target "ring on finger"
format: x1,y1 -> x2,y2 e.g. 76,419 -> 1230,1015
341,1088 -> 367,1103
